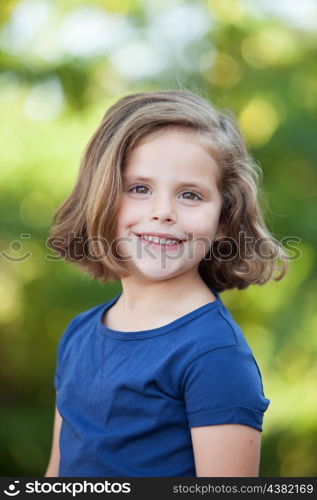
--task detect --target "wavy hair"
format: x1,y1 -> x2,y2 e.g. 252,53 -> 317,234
48,89 -> 289,292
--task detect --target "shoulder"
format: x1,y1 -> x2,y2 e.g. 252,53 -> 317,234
182,343 -> 262,391
181,301 -> 253,362
179,302 -> 269,401
54,297 -> 115,392
56,296 -> 114,354
173,301 -> 260,394
181,342 -> 270,432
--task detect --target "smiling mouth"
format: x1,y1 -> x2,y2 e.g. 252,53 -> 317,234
135,234 -> 185,248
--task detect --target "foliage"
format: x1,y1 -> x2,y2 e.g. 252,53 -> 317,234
0,0 -> 316,477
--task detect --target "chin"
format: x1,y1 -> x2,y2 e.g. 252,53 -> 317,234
134,265 -> 184,282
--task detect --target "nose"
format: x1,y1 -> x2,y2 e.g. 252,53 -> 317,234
150,194 -> 176,223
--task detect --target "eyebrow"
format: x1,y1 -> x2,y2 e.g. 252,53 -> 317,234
124,176 -> 213,194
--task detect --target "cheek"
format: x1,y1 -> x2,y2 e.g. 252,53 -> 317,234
185,208 -> 220,237
117,199 -> 144,229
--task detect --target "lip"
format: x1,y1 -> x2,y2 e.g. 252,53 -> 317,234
133,232 -> 186,242
134,232 -> 185,250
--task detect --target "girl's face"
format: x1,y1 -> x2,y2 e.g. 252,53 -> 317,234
115,128 -> 223,283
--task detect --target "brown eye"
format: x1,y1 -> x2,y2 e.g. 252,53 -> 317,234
129,185 -> 149,194
181,191 -> 202,201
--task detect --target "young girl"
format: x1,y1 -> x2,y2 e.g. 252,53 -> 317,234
45,89 -> 288,478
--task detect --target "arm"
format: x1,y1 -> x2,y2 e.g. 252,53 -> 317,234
191,424 -> 261,477
44,405 -> 62,477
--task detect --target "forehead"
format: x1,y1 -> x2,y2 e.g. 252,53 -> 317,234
124,128 -> 220,186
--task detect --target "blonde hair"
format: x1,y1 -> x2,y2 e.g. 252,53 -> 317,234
48,89 -> 289,292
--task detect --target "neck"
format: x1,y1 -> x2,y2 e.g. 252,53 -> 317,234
115,269 -> 215,314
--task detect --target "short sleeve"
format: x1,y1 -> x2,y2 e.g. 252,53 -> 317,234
54,336 -> 63,392
182,345 -> 270,432
54,316 -> 81,392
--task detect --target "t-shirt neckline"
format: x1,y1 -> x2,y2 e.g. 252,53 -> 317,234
97,287 -> 222,340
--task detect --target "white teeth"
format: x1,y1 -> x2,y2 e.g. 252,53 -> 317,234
140,235 -> 181,245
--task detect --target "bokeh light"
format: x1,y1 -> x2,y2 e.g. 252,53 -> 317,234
0,0 -> 316,478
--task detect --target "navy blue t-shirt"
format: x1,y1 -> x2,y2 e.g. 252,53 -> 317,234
54,287 -> 270,477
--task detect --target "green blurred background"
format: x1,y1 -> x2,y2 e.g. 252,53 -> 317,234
0,0 -> 316,477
